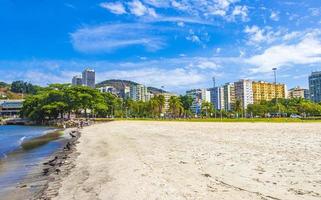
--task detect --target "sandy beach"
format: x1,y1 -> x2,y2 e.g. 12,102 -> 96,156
49,121 -> 321,200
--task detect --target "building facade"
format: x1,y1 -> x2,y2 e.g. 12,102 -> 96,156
72,75 -> 82,86
234,80 -> 254,109
186,89 -> 210,115
82,68 -> 96,88
130,84 -> 150,102
288,86 -> 309,99
210,87 -> 224,110
0,100 -> 24,117
162,93 -> 178,113
223,83 -> 235,111
309,71 -> 321,103
252,81 -> 287,104
97,86 -> 118,95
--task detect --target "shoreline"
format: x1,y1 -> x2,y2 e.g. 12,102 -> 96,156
1,128 -> 81,200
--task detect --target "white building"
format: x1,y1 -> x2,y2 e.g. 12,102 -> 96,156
72,75 -> 82,86
97,86 -> 118,95
186,89 -> 211,115
130,84 -> 150,102
223,83 -> 235,111
234,80 -> 254,109
82,68 -> 95,88
162,93 -> 178,113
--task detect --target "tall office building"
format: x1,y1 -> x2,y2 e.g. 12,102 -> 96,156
72,75 -> 82,86
252,81 -> 287,103
82,68 -> 96,88
288,86 -> 309,99
130,84 -> 150,102
210,87 -> 225,110
223,83 -> 235,111
234,80 -> 254,109
309,71 -> 321,103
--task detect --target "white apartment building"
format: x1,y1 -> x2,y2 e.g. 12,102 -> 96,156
186,89 -> 211,115
82,68 -> 96,88
97,86 -> 118,95
130,84 -> 150,102
223,82 -> 235,111
234,80 -> 254,109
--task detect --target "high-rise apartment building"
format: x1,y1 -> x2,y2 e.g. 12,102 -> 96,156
288,86 -> 309,99
252,81 -> 287,103
223,83 -> 235,111
162,93 -> 178,113
82,68 -> 96,88
72,75 -> 82,86
309,71 -> 321,103
234,80 -> 254,109
186,89 -> 210,115
130,84 -> 150,102
210,87 -> 224,110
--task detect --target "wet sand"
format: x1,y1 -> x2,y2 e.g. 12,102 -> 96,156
50,121 -> 321,200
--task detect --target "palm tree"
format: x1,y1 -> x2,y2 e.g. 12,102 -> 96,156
156,95 -> 165,116
169,96 -> 183,118
234,99 -> 243,118
201,101 -> 213,117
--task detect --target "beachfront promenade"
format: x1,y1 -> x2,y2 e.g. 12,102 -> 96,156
51,121 -> 321,200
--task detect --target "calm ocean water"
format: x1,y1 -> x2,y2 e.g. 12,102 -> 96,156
0,125 -> 64,195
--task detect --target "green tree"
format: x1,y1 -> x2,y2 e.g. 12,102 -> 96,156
169,96 -> 183,118
201,101 -> 214,117
179,95 -> 193,117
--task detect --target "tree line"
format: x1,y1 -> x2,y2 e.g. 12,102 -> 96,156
21,84 -> 195,122
21,84 -> 321,122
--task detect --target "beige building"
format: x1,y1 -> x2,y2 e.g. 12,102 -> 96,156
252,81 -> 287,104
162,93 -> 178,113
288,86 -> 309,99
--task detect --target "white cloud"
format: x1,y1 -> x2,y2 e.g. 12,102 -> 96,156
186,35 -> 201,43
104,0 -> 248,23
244,25 -> 280,45
231,6 -> 249,22
270,11 -> 280,21
100,2 -> 127,15
246,32 -> 321,73
70,23 -> 165,53
128,0 -> 157,17
99,67 -> 206,89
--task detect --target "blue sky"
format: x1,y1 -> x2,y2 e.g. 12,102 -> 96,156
0,0 -> 321,93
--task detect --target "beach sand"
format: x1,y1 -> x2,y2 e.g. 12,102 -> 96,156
51,121 -> 321,200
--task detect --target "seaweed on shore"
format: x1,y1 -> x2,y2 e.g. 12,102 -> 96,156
21,130 -> 64,150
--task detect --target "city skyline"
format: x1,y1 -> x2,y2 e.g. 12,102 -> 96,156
0,0 -> 321,93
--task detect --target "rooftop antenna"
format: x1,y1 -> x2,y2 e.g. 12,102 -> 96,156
212,77 -> 216,88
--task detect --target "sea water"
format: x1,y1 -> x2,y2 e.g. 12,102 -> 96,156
0,125 -> 64,195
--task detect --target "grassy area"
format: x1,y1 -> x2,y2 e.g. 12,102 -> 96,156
94,117 -> 321,123
21,130 -> 64,150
